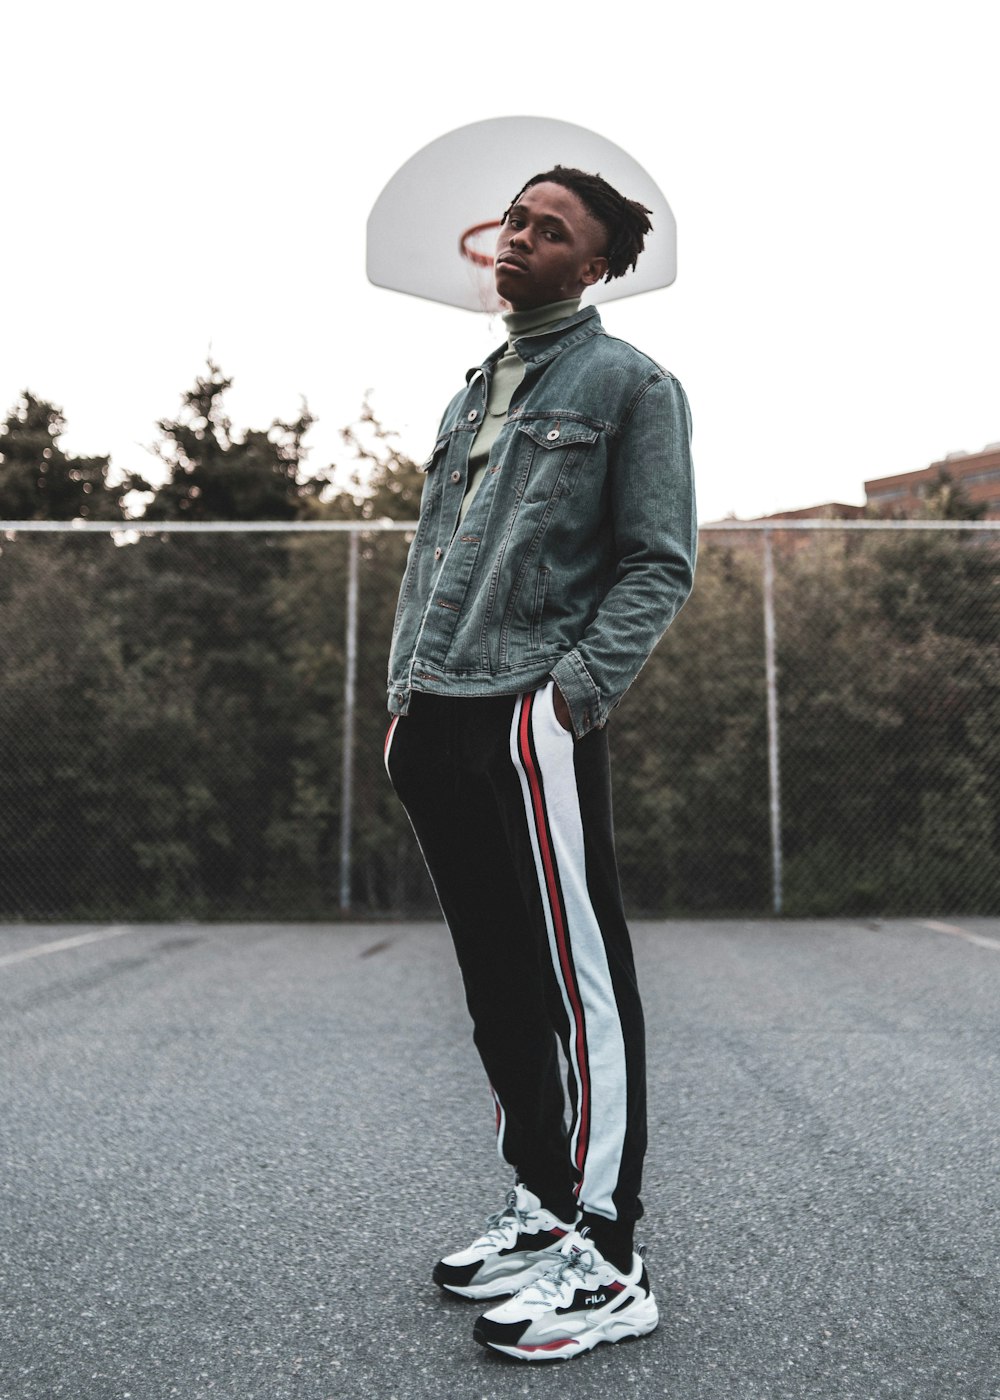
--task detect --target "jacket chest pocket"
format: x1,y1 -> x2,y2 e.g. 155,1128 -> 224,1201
517,419 -> 600,504
419,431 -> 454,485
418,427 -> 472,525
410,435 -> 448,533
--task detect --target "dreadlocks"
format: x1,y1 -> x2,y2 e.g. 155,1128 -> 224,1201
502,166 -> 653,282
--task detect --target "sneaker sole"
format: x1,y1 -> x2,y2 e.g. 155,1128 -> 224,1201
474,1294 -> 659,1361
437,1256 -> 565,1301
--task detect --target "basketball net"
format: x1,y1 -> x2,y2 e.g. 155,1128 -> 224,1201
459,220 -> 507,316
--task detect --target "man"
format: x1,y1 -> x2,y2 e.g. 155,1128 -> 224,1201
384,166 -> 696,1362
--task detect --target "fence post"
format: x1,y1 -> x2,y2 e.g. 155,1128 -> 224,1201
762,529 -> 783,914
339,529 -> 360,912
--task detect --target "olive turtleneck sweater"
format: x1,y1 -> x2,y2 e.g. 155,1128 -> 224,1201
457,297 -> 582,525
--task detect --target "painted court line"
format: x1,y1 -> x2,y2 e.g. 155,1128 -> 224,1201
920,919 -> 1000,953
0,925 -> 136,969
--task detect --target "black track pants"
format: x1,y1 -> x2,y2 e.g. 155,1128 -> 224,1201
384,681 -> 647,1255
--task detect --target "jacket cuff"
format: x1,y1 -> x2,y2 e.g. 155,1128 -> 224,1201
550,653 -> 604,740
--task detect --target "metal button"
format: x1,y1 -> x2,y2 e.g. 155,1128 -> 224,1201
467,410 -> 478,422
450,470 -> 462,483
546,428 -> 560,441
434,546 -> 443,560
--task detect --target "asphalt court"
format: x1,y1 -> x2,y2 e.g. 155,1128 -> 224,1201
1,917 -> 998,1400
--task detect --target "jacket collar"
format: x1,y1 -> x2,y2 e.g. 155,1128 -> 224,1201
465,305 -> 603,384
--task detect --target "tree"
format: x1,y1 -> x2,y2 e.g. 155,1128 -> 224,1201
104,361 -> 331,913
919,468 -> 987,521
136,360 -> 330,522
613,537 -> 772,913
776,528 -> 1000,914
0,392 -> 128,519
270,401 -> 434,912
321,396 -> 425,522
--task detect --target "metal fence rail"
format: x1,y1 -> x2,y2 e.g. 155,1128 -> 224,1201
2,518 -> 997,919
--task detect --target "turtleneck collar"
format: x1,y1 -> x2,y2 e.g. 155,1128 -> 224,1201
502,297 -> 582,341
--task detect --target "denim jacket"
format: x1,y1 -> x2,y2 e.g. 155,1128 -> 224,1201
386,305 -> 697,738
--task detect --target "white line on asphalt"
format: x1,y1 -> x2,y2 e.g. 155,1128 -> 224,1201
920,920 -> 1000,953
0,925 -> 136,969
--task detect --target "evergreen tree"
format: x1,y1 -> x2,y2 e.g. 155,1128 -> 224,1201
136,360 -> 330,521
0,392 -> 127,519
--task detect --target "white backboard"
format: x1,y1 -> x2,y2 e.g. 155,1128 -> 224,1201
367,116 -> 676,314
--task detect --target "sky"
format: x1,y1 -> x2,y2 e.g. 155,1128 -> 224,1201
2,0 -> 998,523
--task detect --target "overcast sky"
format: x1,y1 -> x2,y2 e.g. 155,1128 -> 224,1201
3,0 -> 998,522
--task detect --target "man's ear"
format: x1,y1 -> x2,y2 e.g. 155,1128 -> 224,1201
580,256 -> 609,288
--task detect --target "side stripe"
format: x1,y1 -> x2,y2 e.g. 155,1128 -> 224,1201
383,715 -> 400,774
515,692 -> 592,1189
490,1083 -> 510,1166
510,685 -> 628,1221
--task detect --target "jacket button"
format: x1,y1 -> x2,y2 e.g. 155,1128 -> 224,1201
546,428 -> 560,441
434,546 -> 443,560
467,410 -> 478,422
450,470 -> 462,483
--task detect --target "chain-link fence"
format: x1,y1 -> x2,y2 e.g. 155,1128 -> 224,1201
1,519 -> 997,920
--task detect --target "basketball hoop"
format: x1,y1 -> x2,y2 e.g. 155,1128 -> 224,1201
367,116 -> 676,314
459,220 -> 501,268
458,219 -> 504,313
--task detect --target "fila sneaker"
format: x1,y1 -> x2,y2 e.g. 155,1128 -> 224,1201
433,1185 -> 575,1301
472,1230 -> 658,1361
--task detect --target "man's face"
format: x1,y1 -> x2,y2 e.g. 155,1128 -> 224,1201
494,182 -> 609,311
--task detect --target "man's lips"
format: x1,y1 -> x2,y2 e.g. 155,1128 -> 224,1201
495,252 -> 528,272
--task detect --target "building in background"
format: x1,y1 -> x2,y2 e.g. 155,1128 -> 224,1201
708,441 -> 1000,528
751,502 -> 866,523
865,442 -> 1000,520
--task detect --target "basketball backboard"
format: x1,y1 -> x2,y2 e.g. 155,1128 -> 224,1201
367,116 -> 676,314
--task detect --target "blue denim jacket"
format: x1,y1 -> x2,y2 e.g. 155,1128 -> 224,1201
386,305 -> 697,738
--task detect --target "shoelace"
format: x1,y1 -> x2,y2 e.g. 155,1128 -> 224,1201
478,1189 -> 530,1247
526,1245 -> 597,1303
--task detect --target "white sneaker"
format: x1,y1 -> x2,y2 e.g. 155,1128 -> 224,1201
433,1185 -> 575,1301
472,1230 -> 658,1361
